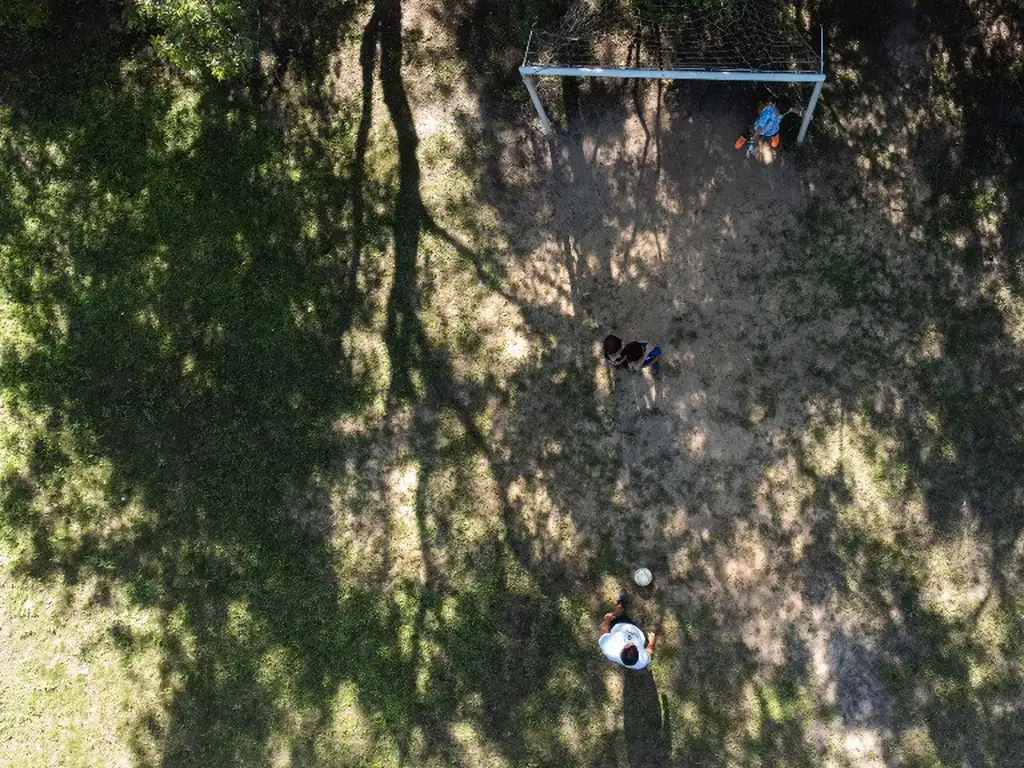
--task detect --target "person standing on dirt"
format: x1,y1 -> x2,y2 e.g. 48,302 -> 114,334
599,591 -> 657,670
734,95 -> 802,150
622,340 -> 661,376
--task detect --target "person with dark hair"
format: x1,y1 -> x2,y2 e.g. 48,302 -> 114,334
622,340 -> 661,376
604,334 -> 628,368
734,95 -> 802,151
599,591 -> 657,670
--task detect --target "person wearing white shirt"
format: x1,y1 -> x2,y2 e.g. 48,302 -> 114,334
599,591 -> 657,670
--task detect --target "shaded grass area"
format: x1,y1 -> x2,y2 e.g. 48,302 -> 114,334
0,2 -> 613,766
782,3 -> 1024,761
1,0 -> 1023,766
790,195 -> 1024,765
0,27 -> 371,764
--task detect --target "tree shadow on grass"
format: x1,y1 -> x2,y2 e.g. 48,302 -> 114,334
785,93 -> 1023,768
0,14 -> 385,763
776,190 -> 1024,763
646,592 -> 826,768
3,0 -> 610,759
344,4 -> 612,763
734,2 -> 1024,760
0,0 -> 134,109
4,0 -> 1020,765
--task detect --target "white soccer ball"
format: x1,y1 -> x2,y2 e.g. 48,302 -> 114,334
634,567 -> 652,587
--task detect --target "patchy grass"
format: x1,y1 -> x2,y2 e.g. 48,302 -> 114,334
2,0 -> 1023,766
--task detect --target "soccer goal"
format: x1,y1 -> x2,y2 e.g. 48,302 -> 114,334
520,0 -> 825,144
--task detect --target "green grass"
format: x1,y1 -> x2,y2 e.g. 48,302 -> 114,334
2,1 -> 1024,765
0,9 -> 614,764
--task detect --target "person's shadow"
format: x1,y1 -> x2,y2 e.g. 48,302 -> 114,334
623,668 -> 672,767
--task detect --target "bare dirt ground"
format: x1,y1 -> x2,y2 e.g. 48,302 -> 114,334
481,83 -> 888,763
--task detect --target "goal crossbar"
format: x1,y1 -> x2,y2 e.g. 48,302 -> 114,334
521,64 -> 825,82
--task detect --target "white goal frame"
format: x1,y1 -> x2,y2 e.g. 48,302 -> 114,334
520,25 -> 826,145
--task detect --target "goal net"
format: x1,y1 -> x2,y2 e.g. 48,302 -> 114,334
520,0 -> 825,143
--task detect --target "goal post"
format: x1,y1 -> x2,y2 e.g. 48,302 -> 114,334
520,0 -> 826,145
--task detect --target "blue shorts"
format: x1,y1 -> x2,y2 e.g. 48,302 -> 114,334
641,344 -> 661,368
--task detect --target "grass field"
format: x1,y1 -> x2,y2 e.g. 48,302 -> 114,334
1,1 -> 1022,766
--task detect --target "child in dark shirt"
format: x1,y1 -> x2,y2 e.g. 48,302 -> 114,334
622,340 -> 661,376
604,334 -> 628,369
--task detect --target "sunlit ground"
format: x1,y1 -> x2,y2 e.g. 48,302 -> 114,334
1,1 -> 1022,766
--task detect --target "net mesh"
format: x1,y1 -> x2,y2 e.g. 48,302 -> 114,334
525,0 -> 820,74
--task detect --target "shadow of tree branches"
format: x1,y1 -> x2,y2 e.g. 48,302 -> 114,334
2,0 -> 1023,765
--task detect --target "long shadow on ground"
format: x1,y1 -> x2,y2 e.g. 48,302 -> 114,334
0,4 -> 381,764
